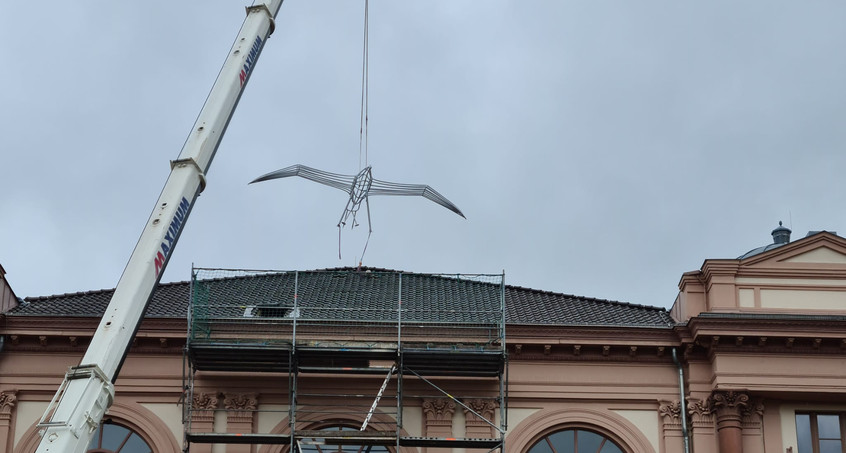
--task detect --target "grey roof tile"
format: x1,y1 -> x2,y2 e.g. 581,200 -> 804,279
8,267 -> 673,328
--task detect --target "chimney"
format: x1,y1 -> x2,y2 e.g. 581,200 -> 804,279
0,264 -> 19,313
771,221 -> 791,245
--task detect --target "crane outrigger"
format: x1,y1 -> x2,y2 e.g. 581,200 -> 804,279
34,2 -> 284,451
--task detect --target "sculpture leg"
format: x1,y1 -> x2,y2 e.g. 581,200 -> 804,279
359,197 -> 373,264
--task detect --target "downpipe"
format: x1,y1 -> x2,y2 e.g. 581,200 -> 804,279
672,347 -> 691,453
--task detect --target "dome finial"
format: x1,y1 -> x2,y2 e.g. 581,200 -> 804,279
772,221 -> 791,244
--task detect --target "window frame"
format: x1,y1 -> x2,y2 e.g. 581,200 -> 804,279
796,412 -> 846,453
527,427 -> 625,453
87,421 -> 153,453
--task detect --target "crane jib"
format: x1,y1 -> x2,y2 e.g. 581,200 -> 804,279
154,197 -> 191,276
239,36 -> 263,86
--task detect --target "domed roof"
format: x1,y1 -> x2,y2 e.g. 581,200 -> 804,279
738,221 -> 792,259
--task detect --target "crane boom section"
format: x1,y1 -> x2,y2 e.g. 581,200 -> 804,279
35,2 -> 284,452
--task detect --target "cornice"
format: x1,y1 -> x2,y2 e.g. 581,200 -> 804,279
508,343 -> 677,364
679,317 -> 846,359
688,315 -> 846,336
701,260 -> 741,281
678,272 -> 704,292
739,232 -> 846,266
1,316 -> 187,336
506,325 -> 676,344
1,331 -> 186,355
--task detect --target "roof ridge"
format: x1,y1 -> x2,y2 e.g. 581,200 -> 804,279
23,279 -> 190,302
504,284 -> 667,312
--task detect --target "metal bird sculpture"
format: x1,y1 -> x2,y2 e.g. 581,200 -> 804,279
250,164 -> 465,259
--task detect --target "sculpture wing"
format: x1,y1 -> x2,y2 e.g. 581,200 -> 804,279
370,178 -> 466,218
250,164 -> 354,193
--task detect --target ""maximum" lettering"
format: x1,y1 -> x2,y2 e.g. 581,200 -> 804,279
154,197 -> 191,276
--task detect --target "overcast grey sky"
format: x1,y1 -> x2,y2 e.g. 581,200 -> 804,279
2,1 -> 845,308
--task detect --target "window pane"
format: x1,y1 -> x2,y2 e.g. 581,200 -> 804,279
548,430 -> 575,452
820,439 -> 843,453
528,428 -> 623,453
120,433 -> 152,453
599,442 -> 624,453
87,423 -> 153,453
296,425 -> 389,453
577,430 -> 603,453
528,440 -> 555,453
101,425 -> 130,451
796,414 -> 813,453
818,415 -> 841,439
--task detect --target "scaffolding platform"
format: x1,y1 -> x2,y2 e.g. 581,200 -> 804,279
183,268 -> 507,452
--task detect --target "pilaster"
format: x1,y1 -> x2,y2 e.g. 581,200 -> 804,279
712,390 -> 749,453
422,398 -> 455,438
688,396 -> 717,453
190,391 -> 219,453
224,392 -> 258,453
658,400 -> 684,453
0,391 -> 17,453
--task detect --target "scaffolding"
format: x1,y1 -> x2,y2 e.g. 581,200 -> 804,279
183,268 -> 507,452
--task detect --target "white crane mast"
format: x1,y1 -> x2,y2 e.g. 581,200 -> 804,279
35,2 -> 284,452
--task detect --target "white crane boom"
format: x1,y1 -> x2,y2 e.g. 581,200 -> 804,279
35,2 -> 284,452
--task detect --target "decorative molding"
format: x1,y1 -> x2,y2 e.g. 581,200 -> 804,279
422,398 -> 456,422
463,399 -> 496,424
194,392 -> 220,411
463,399 -> 497,438
0,391 -> 17,415
712,390 -> 749,431
658,400 -> 681,426
257,408 -> 408,453
741,398 -> 765,428
15,400 -> 181,453
687,397 -> 714,428
223,392 -> 258,425
191,392 -> 219,424
712,391 -> 749,414
223,392 -> 258,411
506,407 -> 656,453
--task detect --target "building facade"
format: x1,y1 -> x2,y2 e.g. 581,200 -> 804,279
1,226 -> 846,453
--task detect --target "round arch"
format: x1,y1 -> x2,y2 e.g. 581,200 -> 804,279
257,406 -> 417,453
506,408 -> 656,453
15,401 -> 180,453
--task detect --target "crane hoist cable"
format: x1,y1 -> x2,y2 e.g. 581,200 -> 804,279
250,0 -> 465,262
359,0 -> 369,171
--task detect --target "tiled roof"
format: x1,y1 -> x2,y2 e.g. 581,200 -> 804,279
7,267 -> 673,328
11,282 -> 189,318
504,285 -> 674,327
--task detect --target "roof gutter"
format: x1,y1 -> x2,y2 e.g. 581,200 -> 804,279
672,347 -> 690,453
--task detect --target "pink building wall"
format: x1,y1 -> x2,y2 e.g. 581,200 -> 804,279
3,230 -> 846,452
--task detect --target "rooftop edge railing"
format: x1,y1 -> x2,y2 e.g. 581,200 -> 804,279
187,268 -> 506,353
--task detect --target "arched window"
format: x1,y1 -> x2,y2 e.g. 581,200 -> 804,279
86,422 -> 153,453
528,428 -> 624,453
298,425 -> 390,453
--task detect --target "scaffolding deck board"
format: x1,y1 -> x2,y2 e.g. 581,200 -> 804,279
187,341 -> 504,376
186,432 -> 502,448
